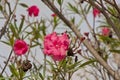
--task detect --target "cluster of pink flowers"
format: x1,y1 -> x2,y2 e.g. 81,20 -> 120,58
27,5 -> 39,17
43,32 -> 70,61
13,40 -> 29,56
102,27 -> 110,36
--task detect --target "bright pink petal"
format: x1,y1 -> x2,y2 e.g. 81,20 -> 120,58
13,40 -> 29,56
27,5 -> 39,17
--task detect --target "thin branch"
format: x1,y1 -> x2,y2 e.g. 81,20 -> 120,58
0,49 -> 13,75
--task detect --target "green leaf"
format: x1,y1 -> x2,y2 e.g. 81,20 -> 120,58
57,0 -> 63,6
9,23 -> 18,38
19,3 -> 28,8
13,20 -> 19,32
110,49 -> 120,53
0,41 -> 10,46
46,60 -> 55,70
68,3 -> 79,14
58,59 -> 67,69
69,59 -> 96,72
0,75 -> 5,80
19,69 -> 25,80
67,60 -> 82,72
9,64 -> 19,78
84,4 -> 91,14
18,16 -> 25,34
0,5 -> 3,11
40,21 -> 46,36
79,59 -> 96,68
71,17 -> 75,24
39,73 -> 44,80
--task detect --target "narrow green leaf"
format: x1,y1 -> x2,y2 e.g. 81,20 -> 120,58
0,75 -> 5,80
110,50 -> 120,53
19,3 -> 28,8
68,59 -> 96,72
19,69 -> 25,80
67,60 -> 82,70
39,73 -> 44,80
57,0 -> 63,5
0,41 -> 10,46
0,5 -> 3,11
9,64 -> 19,78
79,59 -> 96,68
84,4 -> 91,14
18,16 -> 25,33
68,3 -> 79,14
9,23 -> 18,38
14,20 -> 18,32
46,60 -> 55,70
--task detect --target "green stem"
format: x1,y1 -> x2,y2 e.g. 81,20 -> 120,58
43,54 -> 46,78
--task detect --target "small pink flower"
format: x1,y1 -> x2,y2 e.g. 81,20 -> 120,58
51,13 -> 57,17
44,32 -> 70,61
93,8 -> 100,18
13,40 -> 29,56
102,27 -> 110,36
27,5 -> 39,17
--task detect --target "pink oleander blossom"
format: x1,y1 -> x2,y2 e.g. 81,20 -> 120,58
27,5 -> 39,17
102,27 -> 110,36
13,40 -> 29,56
44,32 -> 70,61
93,8 -> 100,18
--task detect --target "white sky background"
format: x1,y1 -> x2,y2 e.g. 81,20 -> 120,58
0,0 -> 120,80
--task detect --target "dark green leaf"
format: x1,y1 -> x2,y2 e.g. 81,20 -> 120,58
79,59 -> 96,68
9,23 -> 18,38
39,73 -> 44,80
46,60 -> 55,70
67,60 -> 82,71
57,0 -> 63,6
0,5 -> 3,11
84,4 -> 91,14
0,41 -> 10,46
68,3 -> 79,14
19,3 -> 28,8
9,64 -> 19,78
19,69 -> 25,80
110,50 -> 120,53
18,16 -> 25,34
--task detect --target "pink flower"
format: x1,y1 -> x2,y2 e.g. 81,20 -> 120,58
13,40 -> 29,56
93,8 -> 100,18
102,27 -> 110,36
44,32 -> 70,61
51,13 -> 57,17
27,5 -> 39,17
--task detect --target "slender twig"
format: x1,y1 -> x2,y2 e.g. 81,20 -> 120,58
0,14 -> 11,39
0,49 -> 13,75
43,54 -> 46,78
